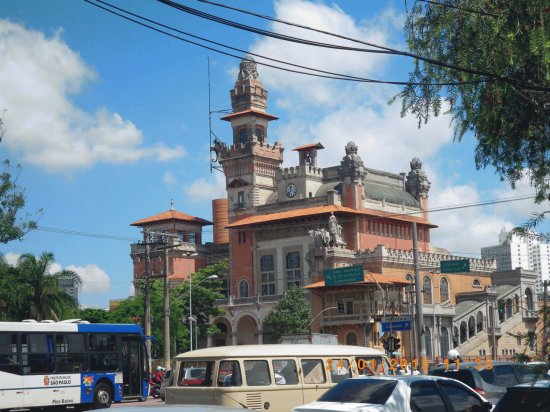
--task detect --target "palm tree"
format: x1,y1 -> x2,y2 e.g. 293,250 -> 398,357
16,252 -> 82,321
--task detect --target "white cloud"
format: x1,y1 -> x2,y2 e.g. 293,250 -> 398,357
3,252 -> 20,266
184,172 -> 226,203
66,263 -> 111,294
163,171 -> 176,186
0,20 -> 186,173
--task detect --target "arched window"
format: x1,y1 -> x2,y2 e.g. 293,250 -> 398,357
239,280 -> 249,298
473,279 -> 481,288
468,316 -> 476,337
513,295 -> 520,314
505,298 -> 513,318
525,288 -> 534,311
424,328 -> 432,358
345,332 -> 358,346
239,128 -> 248,144
423,276 -> 432,304
476,311 -> 484,333
460,321 -> 467,343
440,277 -> 449,302
453,326 -> 459,348
440,327 -> 449,359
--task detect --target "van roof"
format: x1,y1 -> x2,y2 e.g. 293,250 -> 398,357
173,344 -> 385,360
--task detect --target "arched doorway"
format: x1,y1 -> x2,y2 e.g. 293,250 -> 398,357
235,314 -> 260,345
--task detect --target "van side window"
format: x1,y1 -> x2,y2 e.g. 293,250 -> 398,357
244,360 -> 271,386
273,359 -> 299,385
301,359 -> 326,384
218,360 -> 242,387
328,358 -> 350,383
178,362 -> 211,387
356,356 -> 387,375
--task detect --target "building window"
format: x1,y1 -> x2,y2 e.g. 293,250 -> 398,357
237,191 -> 245,209
477,311 -> 483,332
260,255 -> 275,296
238,231 -> 247,243
239,280 -> 249,298
440,327 -> 449,359
440,277 -> 449,302
188,232 -> 196,244
345,301 -> 354,315
424,328 -> 432,358
345,332 -> 357,346
423,276 -> 432,304
286,251 -> 301,289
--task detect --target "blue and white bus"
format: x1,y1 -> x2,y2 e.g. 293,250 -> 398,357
0,320 -> 150,411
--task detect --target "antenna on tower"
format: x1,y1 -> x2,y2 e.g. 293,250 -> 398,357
208,57 -> 231,174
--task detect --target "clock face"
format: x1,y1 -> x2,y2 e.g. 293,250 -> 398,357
286,183 -> 297,198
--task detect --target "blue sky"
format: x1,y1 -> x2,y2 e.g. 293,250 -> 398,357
1,0 -> 547,309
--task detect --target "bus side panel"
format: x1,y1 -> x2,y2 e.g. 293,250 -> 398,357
23,373 -> 81,408
80,372 -> 118,404
0,371 -> 25,409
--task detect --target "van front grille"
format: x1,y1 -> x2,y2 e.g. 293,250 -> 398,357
246,392 -> 263,410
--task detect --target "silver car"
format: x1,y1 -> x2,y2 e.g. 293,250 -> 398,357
293,375 -> 493,412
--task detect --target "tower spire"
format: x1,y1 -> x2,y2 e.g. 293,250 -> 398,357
170,195 -> 174,211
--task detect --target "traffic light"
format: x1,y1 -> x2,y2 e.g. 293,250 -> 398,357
497,301 -> 505,314
387,337 -> 395,352
394,338 -> 401,352
337,300 -> 345,315
383,339 -> 389,351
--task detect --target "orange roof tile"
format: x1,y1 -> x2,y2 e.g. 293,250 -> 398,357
306,271 -> 408,289
130,210 -> 212,227
221,109 -> 278,121
225,204 -> 437,228
292,142 -> 324,151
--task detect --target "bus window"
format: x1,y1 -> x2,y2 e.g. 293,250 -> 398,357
55,334 -> 87,373
273,359 -> 299,385
89,334 -> 117,371
178,361 -> 212,386
23,334 -> 55,374
218,360 -> 242,387
244,360 -> 271,386
0,333 -> 19,374
329,358 -> 351,383
301,359 -> 326,384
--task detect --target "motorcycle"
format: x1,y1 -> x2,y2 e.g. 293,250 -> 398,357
150,378 -> 161,399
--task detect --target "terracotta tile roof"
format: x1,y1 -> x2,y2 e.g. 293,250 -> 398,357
292,142 -> 324,151
306,271 -> 408,289
130,210 -> 212,227
226,204 -> 437,228
221,109 -> 278,121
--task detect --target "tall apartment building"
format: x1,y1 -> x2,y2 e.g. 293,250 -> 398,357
481,228 -> 550,295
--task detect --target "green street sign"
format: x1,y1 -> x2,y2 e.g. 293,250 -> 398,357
324,265 -> 364,286
440,259 -> 470,273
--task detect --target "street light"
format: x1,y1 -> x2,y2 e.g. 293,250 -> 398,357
189,274 -> 218,351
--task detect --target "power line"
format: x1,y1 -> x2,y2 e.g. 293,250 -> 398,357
184,0 -> 547,92
85,0 -> 482,87
37,226 -> 140,242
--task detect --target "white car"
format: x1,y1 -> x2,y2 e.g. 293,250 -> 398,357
293,375 -> 493,412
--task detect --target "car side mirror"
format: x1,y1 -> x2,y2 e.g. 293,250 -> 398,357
483,401 -> 493,411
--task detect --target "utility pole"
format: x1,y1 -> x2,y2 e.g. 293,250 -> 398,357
163,245 -> 171,369
412,222 -> 426,369
143,229 -> 152,370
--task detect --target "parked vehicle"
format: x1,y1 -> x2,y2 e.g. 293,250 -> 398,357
292,375 -> 492,412
429,361 -> 543,403
166,344 -> 388,412
493,380 -> 550,412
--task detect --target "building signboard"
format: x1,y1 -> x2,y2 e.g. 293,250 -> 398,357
440,259 -> 470,273
324,265 -> 364,287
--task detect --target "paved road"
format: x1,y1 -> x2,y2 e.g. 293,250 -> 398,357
113,398 -> 165,408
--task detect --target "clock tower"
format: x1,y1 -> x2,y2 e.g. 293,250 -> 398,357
213,57 -> 284,219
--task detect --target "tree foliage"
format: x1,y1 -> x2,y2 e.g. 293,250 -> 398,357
0,118 -> 40,243
263,287 -> 312,340
395,1 -> 549,202
0,252 -> 81,321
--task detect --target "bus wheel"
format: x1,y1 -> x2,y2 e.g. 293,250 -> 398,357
93,382 -> 113,409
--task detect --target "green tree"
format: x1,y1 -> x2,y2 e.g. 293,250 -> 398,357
78,307 -> 111,323
15,252 -> 82,321
263,287 -> 312,341
394,1 -> 549,202
0,118 -> 40,243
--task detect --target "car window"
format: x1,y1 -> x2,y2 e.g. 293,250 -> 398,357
515,365 -> 538,383
318,379 -> 397,404
328,358 -> 351,384
301,359 -> 326,384
410,381 -> 447,412
435,370 -> 477,388
439,381 -> 484,412
244,360 -> 271,386
492,365 -> 519,386
494,388 -> 550,412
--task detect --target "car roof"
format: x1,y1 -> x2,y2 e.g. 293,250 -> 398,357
507,381 -> 550,390
92,406 -> 247,411
353,375 -> 464,384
